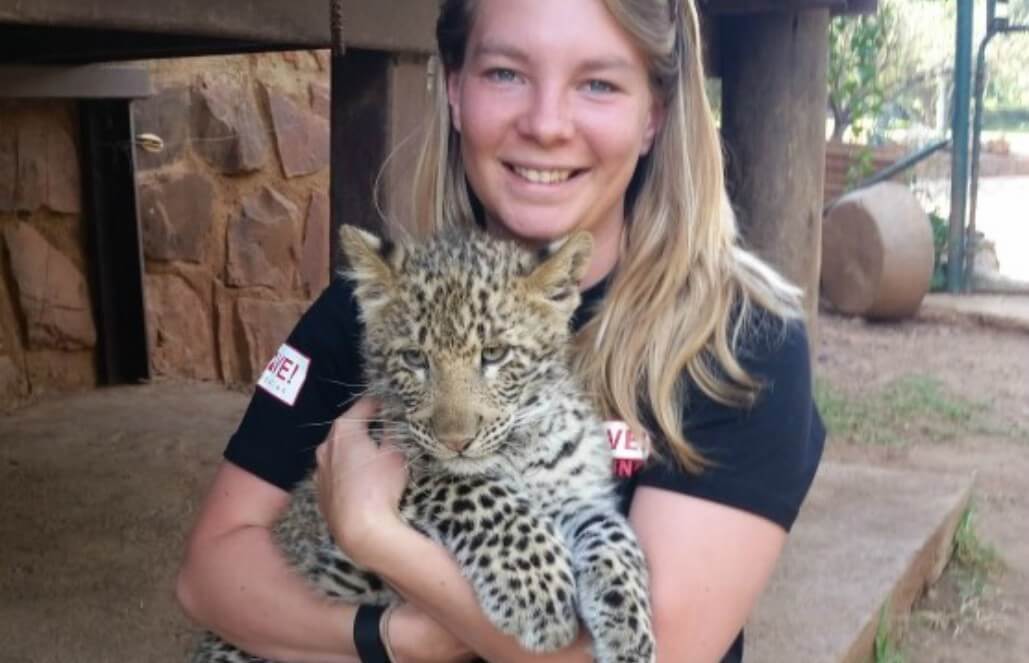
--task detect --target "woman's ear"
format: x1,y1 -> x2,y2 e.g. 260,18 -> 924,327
641,100 -> 665,156
447,70 -> 463,133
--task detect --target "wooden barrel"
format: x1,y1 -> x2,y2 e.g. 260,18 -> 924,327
821,182 -> 934,319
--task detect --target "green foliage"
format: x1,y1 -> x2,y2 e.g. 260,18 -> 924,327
874,605 -> 908,663
984,0 -> 1029,109
950,501 -> 1003,614
845,144 -> 878,187
954,502 -> 1001,574
828,5 -> 895,141
928,210 -> 949,292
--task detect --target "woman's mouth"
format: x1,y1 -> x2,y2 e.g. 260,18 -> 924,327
507,164 -> 583,184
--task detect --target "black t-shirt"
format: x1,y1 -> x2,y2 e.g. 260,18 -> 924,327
224,274 -> 825,663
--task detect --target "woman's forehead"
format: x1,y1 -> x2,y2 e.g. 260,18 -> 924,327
466,0 -> 646,67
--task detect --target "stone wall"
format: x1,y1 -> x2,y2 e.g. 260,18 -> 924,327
133,52 -> 333,388
0,51 -> 339,410
0,101 -> 97,408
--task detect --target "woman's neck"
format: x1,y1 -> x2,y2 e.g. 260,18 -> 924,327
484,217 -> 624,290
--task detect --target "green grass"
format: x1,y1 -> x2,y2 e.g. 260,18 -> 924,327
874,604 -> 908,663
953,502 -> 1002,593
815,375 -> 982,445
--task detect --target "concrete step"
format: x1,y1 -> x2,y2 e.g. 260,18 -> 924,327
746,461 -> 973,663
921,293 -> 1029,335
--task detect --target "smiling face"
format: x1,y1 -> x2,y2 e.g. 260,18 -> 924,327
447,0 -> 661,273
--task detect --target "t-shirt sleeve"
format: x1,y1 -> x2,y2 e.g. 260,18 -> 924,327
223,276 -> 365,492
635,316 -> 825,532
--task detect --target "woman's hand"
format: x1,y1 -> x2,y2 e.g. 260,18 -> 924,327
314,396 -> 409,565
387,603 -> 477,663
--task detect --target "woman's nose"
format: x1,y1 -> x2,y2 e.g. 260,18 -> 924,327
517,85 -> 574,145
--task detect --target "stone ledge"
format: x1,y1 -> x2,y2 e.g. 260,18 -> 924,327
747,461 -> 973,662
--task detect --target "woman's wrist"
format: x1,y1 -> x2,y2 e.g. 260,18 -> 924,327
386,602 -> 475,663
339,511 -> 408,570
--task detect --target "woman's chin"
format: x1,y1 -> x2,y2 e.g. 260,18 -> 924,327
490,216 -> 581,246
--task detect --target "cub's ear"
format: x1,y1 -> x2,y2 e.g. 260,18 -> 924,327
339,225 -> 404,311
525,231 -> 593,310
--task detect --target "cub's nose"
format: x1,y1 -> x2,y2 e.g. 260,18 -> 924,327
438,433 -> 474,454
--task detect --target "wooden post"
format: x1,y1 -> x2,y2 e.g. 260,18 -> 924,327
720,10 -> 830,328
329,50 -> 430,270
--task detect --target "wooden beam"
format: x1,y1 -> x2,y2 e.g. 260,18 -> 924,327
0,0 -> 437,55
720,9 -> 831,330
330,50 -> 392,271
703,0 -> 878,14
0,65 -> 153,99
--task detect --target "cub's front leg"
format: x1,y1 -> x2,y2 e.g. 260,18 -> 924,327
559,504 -> 656,663
404,475 -> 580,653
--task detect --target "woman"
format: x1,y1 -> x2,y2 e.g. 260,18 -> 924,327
176,0 -> 824,661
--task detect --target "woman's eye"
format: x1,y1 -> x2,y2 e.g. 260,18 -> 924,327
583,79 -> 616,94
401,349 -> 428,370
481,345 -> 510,365
485,68 -> 520,83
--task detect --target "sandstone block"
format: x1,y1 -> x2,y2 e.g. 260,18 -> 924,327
45,126 -> 81,214
0,132 -> 15,212
15,118 -> 46,212
226,186 -> 300,291
192,73 -> 268,174
24,349 -> 96,392
215,284 -> 243,384
235,297 -> 307,383
132,86 -> 191,170
310,82 -> 331,120
2,222 -> 96,350
301,191 -> 331,298
145,273 -> 217,380
0,355 -> 26,403
138,173 -> 215,263
314,50 -> 332,72
266,84 -> 330,178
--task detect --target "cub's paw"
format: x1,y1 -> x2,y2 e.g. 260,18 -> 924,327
473,563 -> 579,652
579,578 -> 655,663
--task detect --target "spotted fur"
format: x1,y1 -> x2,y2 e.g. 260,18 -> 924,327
193,227 -> 655,663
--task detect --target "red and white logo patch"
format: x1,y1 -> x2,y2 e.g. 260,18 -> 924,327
257,343 -> 310,406
605,421 -> 651,478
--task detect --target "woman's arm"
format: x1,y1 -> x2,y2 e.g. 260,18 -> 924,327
176,461 -> 361,663
176,460 -> 471,663
345,485 -> 784,663
321,401 -> 788,663
363,519 -> 594,663
630,486 -> 787,662
318,407 -> 593,663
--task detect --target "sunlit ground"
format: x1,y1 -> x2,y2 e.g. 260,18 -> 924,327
973,176 -> 1029,283
909,131 -> 1029,284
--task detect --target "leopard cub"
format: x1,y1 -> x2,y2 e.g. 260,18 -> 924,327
192,226 -> 655,663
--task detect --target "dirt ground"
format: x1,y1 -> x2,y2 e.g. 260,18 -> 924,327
815,309 -> 1029,662
0,307 -> 1027,663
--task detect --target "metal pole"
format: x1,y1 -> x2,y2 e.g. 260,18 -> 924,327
967,32 -> 998,290
948,0 -> 974,293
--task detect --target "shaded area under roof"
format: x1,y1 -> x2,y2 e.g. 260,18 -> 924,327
0,0 -> 438,64
0,0 -> 877,64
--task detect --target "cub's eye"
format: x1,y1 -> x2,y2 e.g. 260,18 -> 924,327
481,345 -> 509,366
400,349 -> 428,370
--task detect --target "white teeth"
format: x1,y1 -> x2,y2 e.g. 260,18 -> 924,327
512,166 -> 574,184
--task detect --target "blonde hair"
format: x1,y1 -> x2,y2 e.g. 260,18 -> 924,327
411,0 -> 804,472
